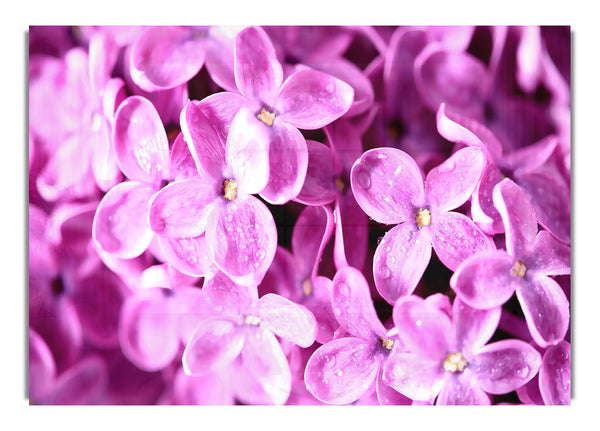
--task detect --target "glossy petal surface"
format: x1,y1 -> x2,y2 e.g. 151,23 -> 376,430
382,351 -> 444,402
156,234 -> 212,277
258,293 -> 316,347
539,340 -> 570,405
437,372 -> 490,405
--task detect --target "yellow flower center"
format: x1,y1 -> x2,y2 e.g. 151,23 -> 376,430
510,260 -> 527,278
244,315 -> 261,326
443,352 -> 468,373
379,336 -> 394,350
302,278 -> 313,296
335,176 -> 346,193
257,108 -> 276,126
222,178 -> 238,201
415,208 -> 431,228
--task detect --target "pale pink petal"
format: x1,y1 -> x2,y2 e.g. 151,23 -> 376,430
130,26 -> 206,91
425,146 -> 486,213
437,372 -> 490,405
225,107 -> 271,195
291,205 -> 334,279
452,298 -> 501,355
235,26 -> 282,106
539,340 -> 570,405
29,328 -> 56,400
501,135 -> 558,177
148,179 -> 217,238
350,147 -> 425,224
258,294 -> 316,348
204,26 -> 239,93
375,369 -> 413,405
336,194 -> 369,271
295,140 -> 340,206
430,211 -> 495,271
450,250 -> 521,309
472,339 -> 541,394
324,117 -> 363,170
332,266 -> 386,340
173,367 -> 233,405
528,231 -> 571,276
92,181 -> 155,258
373,223 -> 432,303
304,276 -> 339,344
516,26 -> 543,93
240,327 -> 292,405
156,234 -> 213,278
90,119 -> 122,192
182,318 -> 245,375
304,337 -> 383,405
276,68 -> 354,129
119,288 -> 180,371
102,77 -> 127,121
382,351 -> 444,402
471,163 -> 504,235
516,276 -> 570,347
88,30 -> 118,95
202,270 -> 258,315
192,92 -> 250,137
169,132 -> 200,181
140,263 -> 198,289
493,178 -> 538,257
113,95 -> 170,183
259,122 -> 308,205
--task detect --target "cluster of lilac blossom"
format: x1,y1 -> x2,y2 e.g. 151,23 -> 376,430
28,25 -> 570,406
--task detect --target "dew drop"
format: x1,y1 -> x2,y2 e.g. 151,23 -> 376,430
357,170 -> 371,189
335,369 -> 344,377
338,282 -> 350,297
379,265 -> 391,279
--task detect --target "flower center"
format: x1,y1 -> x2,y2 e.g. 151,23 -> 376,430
510,260 -> 527,278
379,336 -> 394,350
222,178 -> 238,201
257,108 -> 276,126
302,278 -> 313,296
91,112 -> 102,132
335,176 -> 346,193
415,208 -> 431,228
244,315 -> 261,326
443,352 -> 468,373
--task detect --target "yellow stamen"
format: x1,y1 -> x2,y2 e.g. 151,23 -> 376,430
415,208 -> 431,228
244,315 -> 261,326
510,260 -> 527,278
257,108 -> 276,126
443,352 -> 468,373
302,278 -> 313,296
335,177 -> 346,193
379,337 -> 394,350
91,113 -> 102,132
222,179 -> 238,201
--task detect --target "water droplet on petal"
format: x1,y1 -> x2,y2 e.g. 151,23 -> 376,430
357,170 -> 371,189
379,265 -> 391,279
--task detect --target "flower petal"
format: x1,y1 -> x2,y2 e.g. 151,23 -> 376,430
375,368 -> 413,405
335,194 -> 369,271
303,276 -> 339,344
332,266 -> 386,340
430,211 -> 495,271
291,205 -> 334,279
29,328 -> 56,400
234,26 -> 282,106
113,95 -> 170,184
539,340 -> 570,405
472,339 -> 541,394
148,179 -> 217,238
450,250 -> 520,309
516,276 -> 570,347
528,230 -> 571,276
373,222 -> 432,303
425,147 -> 486,213
240,327 -> 292,405
295,140 -> 340,206
502,135 -> 558,177
156,234 -> 213,278
382,351 -> 444,402
276,68 -> 354,129
182,318 -> 245,375
471,163 -> 504,235
206,197 -> 277,286
130,26 -> 205,91
225,107 -> 271,195
259,122 -> 308,205
304,337 -> 383,405
204,26 -> 240,93
436,372 -> 490,405
168,131 -> 200,181
258,294 -> 316,347
493,178 -> 538,257
351,147 -> 425,224
393,295 -> 452,360
92,181 -> 155,258
452,298 -> 501,355
192,92 -> 250,136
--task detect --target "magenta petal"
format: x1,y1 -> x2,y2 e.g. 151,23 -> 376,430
453,298 -> 501,354
337,194 -> 369,271
226,107 -> 271,195
119,288 -> 180,371
240,327 -> 291,405
156,234 -> 212,277
258,293 -> 316,347
375,369 -> 413,405
173,367 -> 233,405
260,122 -> 308,205
149,179 -> 217,238
235,26 -> 282,106
539,340 -> 570,405
332,266 -> 386,340
92,181 -> 155,258
437,373 -> 490,405
206,197 -> 277,286
276,69 -> 354,129
204,26 -> 239,93
472,339 -> 541,394
169,132 -> 200,181
304,337 -> 382,405
291,205 -> 334,279
182,318 -> 245,375
516,276 -> 570,347
430,211 -> 495,271
305,276 -> 339,344
180,100 -> 227,181
113,96 -> 170,183
131,26 -> 206,91
88,31 -> 118,95
295,140 -> 340,206
528,231 -> 571,276
425,147 -> 486,212
382,351 -> 444,402
471,163 -> 504,235
450,250 -> 520,309
203,270 -> 258,314
29,328 -> 56,400
351,147 -> 425,224
493,178 -> 538,257
502,135 -> 558,177
393,296 -> 452,360
373,222 -> 432,303
192,92 -> 250,137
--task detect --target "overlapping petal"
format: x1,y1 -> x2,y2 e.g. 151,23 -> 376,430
437,372 -> 490,405
291,205 -> 334,278
295,140 -> 340,206
258,293 -> 316,348
452,299 -> 501,354
528,230 -> 571,276
539,340 -> 570,405
382,351 -> 444,402
156,234 -> 212,278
